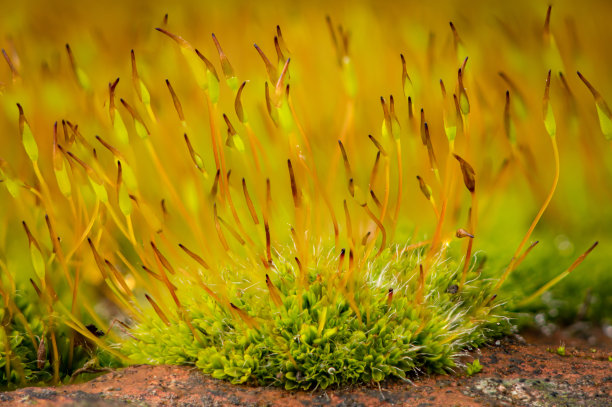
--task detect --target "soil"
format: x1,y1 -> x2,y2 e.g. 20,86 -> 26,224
1,329 -> 611,407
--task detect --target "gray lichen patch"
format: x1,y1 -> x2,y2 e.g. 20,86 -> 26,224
465,377 -> 609,407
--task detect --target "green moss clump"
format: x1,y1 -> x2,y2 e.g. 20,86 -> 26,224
124,247 -> 511,390
0,285 -> 120,389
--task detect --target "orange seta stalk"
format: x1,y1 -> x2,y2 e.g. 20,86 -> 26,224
495,70 -> 560,292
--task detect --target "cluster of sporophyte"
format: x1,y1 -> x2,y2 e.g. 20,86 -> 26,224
0,0 -> 610,389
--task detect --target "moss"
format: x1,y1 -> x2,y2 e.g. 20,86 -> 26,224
124,247 -> 510,389
0,0 -> 609,390
0,285 -> 120,389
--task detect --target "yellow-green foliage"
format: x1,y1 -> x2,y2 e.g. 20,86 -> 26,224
465,359 -> 483,376
125,249 -> 510,389
0,0 -> 610,389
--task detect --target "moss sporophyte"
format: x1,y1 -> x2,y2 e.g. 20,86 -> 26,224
0,1 -> 610,390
